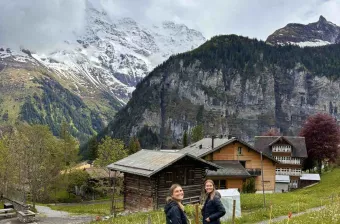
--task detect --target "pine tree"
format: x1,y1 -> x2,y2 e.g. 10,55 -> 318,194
128,136 -> 141,155
191,125 -> 204,143
183,131 -> 188,147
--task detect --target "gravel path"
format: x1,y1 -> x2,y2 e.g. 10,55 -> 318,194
0,205 -> 94,224
256,206 -> 326,224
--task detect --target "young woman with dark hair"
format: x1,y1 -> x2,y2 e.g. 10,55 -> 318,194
201,179 -> 226,224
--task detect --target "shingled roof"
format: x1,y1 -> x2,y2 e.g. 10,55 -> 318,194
180,137 -> 278,163
180,138 -> 233,157
107,149 -> 220,177
207,161 -> 251,178
254,136 -> 307,158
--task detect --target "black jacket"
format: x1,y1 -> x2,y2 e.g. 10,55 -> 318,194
201,193 -> 226,224
164,200 -> 188,224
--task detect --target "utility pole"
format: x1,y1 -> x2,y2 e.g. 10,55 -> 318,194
261,152 -> 266,208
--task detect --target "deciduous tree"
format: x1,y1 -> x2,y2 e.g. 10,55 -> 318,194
95,136 -> 127,167
299,113 -> 340,174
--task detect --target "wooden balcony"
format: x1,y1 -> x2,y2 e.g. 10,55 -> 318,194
247,168 -> 262,176
276,170 -> 301,176
274,157 -> 301,165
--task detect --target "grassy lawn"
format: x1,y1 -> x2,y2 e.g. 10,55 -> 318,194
47,197 -> 123,216
226,167 -> 340,223
47,168 -> 340,224
274,201 -> 340,224
49,201 -> 111,215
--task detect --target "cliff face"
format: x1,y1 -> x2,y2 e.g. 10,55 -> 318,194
105,35 -> 340,148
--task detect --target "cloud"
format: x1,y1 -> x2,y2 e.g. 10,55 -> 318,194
110,0 -> 337,40
0,0 -> 86,52
0,0 -> 339,52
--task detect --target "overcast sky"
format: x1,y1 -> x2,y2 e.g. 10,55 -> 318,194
0,0 -> 339,52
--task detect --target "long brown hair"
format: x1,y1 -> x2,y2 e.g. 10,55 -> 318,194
204,179 -> 216,200
166,184 -> 185,211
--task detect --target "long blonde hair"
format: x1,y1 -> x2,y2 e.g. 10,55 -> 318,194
204,179 -> 216,200
166,184 -> 185,211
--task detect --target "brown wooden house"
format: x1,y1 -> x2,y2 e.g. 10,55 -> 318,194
107,149 -> 219,211
181,137 -> 278,193
254,136 -> 307,189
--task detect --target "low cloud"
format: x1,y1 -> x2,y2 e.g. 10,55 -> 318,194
0,0 -> 86,52
0,0 -> 339,52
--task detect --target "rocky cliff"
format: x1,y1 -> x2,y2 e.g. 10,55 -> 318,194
104,35 -> 340,148
267,16 -> 340,47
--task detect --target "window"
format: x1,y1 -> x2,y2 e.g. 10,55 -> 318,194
177,169 -> 185,185
187,169 -> 195,185
165,172 -> 173,186
213,180 -> 226,189
237,147 -> 242,155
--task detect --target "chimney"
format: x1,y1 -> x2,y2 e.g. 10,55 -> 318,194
211,135 -> 216,149
199,144 -> 202,149
228,134 -> 232,139
219,134 -> 223,139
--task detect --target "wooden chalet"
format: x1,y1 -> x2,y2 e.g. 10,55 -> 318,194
107,149 -> 219,211
254,136 -> 307,189
181,137 -> 279,193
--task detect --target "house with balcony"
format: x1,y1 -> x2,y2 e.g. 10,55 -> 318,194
254,136 -> 307,190
181,137 -> 278,193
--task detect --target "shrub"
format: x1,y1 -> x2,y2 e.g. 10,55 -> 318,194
242,177 -> 256,193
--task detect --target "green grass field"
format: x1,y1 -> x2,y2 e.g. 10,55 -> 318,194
47,198 -> 123,216
274,201 -> 340,224
47,168 -> 340,224
228,167 -> 340,223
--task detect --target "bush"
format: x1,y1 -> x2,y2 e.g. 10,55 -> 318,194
242,177 -> 256,193
49,189 -> 82,203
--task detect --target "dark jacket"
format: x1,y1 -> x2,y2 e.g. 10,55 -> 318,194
164,200 -> 188,224
201,193 -> 226,224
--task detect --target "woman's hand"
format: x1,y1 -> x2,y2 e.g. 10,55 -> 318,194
205,217 -> 210,222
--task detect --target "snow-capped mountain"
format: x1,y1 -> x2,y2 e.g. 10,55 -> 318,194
266,16 -> 340,47
0,1 -> 205,106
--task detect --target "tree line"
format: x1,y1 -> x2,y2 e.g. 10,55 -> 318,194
0,122 -> 141,209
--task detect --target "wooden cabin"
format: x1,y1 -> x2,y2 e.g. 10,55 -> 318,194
107,150 -> 219,211
254,136 -> 307,190
181,137 -> 278,193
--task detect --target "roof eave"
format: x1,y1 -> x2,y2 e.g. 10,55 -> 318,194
107,165 -> 152,178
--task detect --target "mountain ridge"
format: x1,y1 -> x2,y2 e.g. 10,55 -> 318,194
266,15 -> 340,47
102,35 -> 340,148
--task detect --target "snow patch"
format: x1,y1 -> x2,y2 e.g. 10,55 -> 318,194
290,39 -> 331,47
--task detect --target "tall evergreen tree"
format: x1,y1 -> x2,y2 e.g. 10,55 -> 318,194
191,125 -> 204,143
128,136 -> 141,154
182,131 -> 188,147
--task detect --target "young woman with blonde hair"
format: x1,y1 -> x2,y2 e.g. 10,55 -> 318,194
164,184 -> 188,224
201,179 -> 226,224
